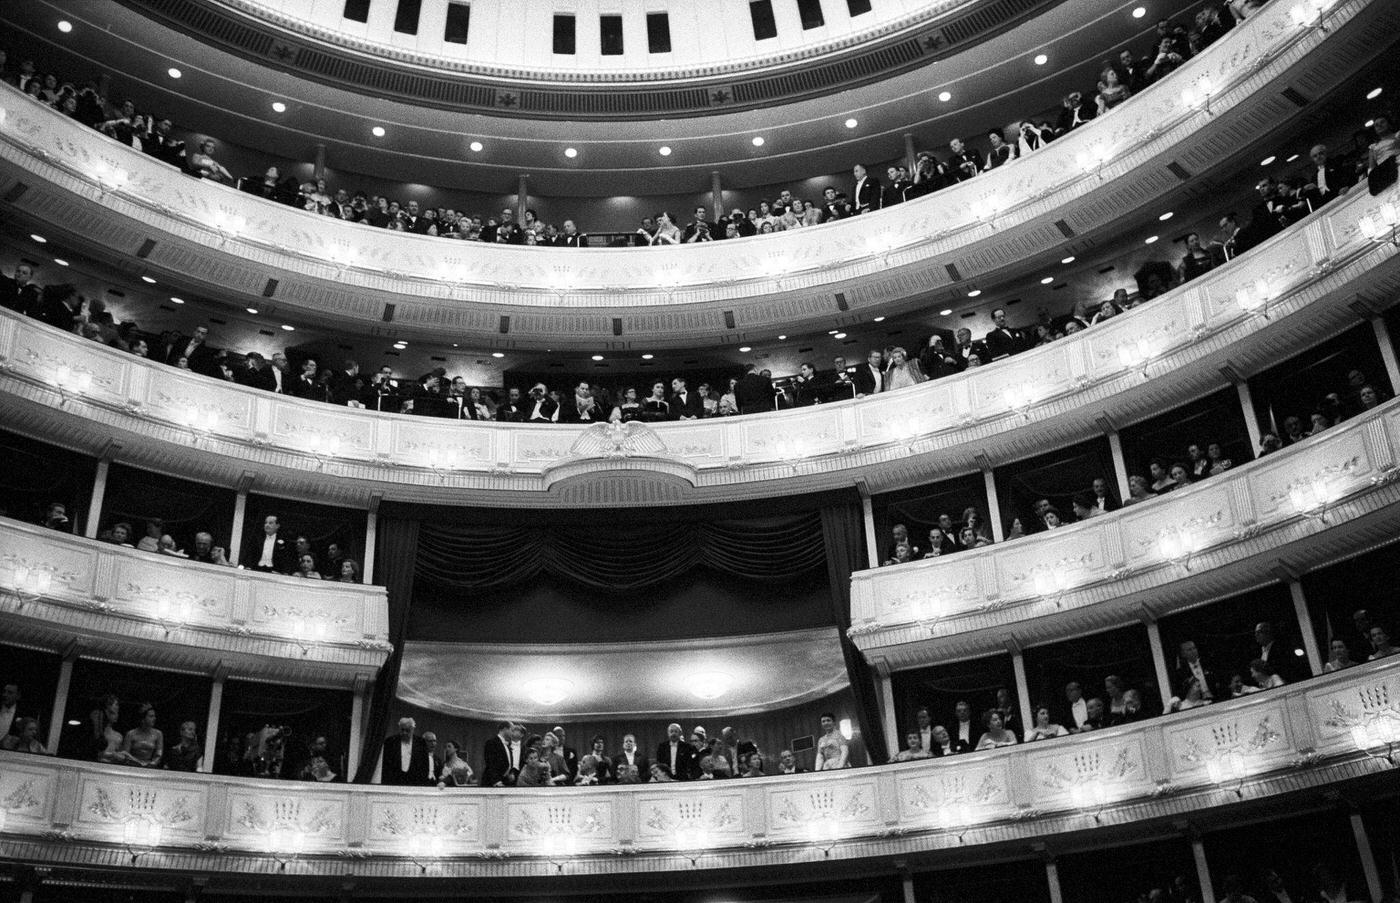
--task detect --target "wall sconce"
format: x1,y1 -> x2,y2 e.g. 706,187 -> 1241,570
1289,0 -> 1334,31
1005,382 -> 1038,419
1358,201 -> 1399,247
1205,751 -> 1247,798
940,803 -> 975,843
214,212 -> 246,240
6,564 -> 53,608
268,827 -> 307,870
1033,566 -> 1070,605
773,438 -> 806,470
908,589 -> 946,632
1235,278 -> 1272,319
426,449 -> 457,479
122,820 -> 163,863
1180,76 -> 1215,115
1349,719 -> 1400,766
1069,783 -> 1109,823
306,435 -> 341,468
93,162 -> 129,195
181,405 -> 218,439
52,365 -> 93,404
539,831 -> 578,872
674,826 -> 711,867
1158,526 -> 1200,570
153,597 -> 193,635
806,818 -> 841,857
1288,476 -> 1336,522
1076,144 -> 1113,180
289,617 -> 330,655
970,195 -> 1005,224
1117,338 -> 1156,377
406,834 -> 445,872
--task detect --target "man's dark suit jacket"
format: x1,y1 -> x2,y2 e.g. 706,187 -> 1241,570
1310,162 -> 1356,203
164,335 -> 217,375
949,724 -> 981,753
290,374 -> 321,400
380,735 -> 433,786
953,341 -> 991,371
984,327 -> 1024,360
558,398 -> 605,423
669,391 -> 703,420
481,735 -> 519,787
496,402 -> 524,423
243,533 -> 297,574
555,233 -> 588,248
851,364 -> 884,396
524,396 -> 559,423
852,176 -> 882,213
610,751 -> 650,781
1259,643 -> 1310,685
654,739 -> 700,781
0,276 -> 39,318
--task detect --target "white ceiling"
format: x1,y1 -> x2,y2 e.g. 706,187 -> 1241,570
396,627 -> 850,720
10,0 -> 1193,196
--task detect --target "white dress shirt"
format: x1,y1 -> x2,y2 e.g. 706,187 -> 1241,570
1070,697 -> 1089,728
257,534 -> 278,568
399,738 -> 413,773
919,726 -> 933,753
667,741 -> 680,774
956,720 -> 972,744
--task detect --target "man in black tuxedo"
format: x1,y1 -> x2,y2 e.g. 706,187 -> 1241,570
555,220 -> 588,248
1091,478 -> 1120,513
1115,49 -> 1148,93
1254,621 -> 1309,684
236,352 -> 270,391
882,166 -> 911,208
919,337 -> 959,381
523,384 -> 558,423
610,733 -> 649,781
668,378 -> 703,420
244,514 -> 297,573
380,717 -> 433,786
791,363 -> 822,407
821,187 -> 852,220
558,382 -> 606,423
927,726 -> 956,757
289,358 -> 321,400
1056,91 -> 1096,133
934,514 -> 962,555
164,326 -> 217,375
1304,144 -> 1355,206
0,263 -> 39,316
330,361 -> 364,406
0,683 -> 33,739
655,723 -> 699,781
949,700 -> 981,752
735,364 -> 774,415
774,749 -> 806,774
945,139 -> 981,182
1174,640 -> 1219,703
851,163 -> 882,214
481,722 -> 524,787
496,387 -> 525,422
852,349 -> 885,397
952,328 -> 990,371
983,308 -> 1025,360
682,206 -> 715,243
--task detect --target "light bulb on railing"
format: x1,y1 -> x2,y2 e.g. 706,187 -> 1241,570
1358,202 -> 1400,245
53,366 -> 94,395
11,565 -> 53,596
1158,526 -> 1199,567
1118,338 -> 1155,373
407,834 -> 444,858
971,195 -> 1004,222
1235,278 -> 1272,317
123,821 -> 161,847
1181,76 -> 1214,113
1033,568 -> 1070,598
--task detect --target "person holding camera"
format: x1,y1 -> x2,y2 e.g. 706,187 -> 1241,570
40,501 -> 70,533
683,206 -> 715,243
524,383 -> 559,423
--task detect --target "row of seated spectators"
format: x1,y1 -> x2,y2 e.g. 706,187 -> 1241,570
30,502 -> 362,582
9,6 -> 1372,250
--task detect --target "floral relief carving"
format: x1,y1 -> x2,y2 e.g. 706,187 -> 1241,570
907,771 -> 1001,812
1179,715 -> 1283,766
1265,456 -> 1362,509
236,798 -> 338,834
1130,510 -> 1226,555
644,800 -> 738,833
775,788 -> 871,826
376,804 -> 477,837
258,605 -> 351,629
19,344 -> 114,389
1040,745 -> 1140,790
3,779 -> 42,813
124,583 -> 221,616
87,786 -> 195,827
397,436 -> 490,462
1321,682 -> 1400,734
511,805 -> 609,838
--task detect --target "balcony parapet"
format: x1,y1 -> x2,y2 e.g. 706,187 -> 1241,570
0,659 -> 1394,879
0,183 -> 1396,509
0,518 -> 390,687
0,0 -> 1394,346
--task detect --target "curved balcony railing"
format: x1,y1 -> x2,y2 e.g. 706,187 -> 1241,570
0,183 -> 1396,508
0,518 -> 390,687
850,397 -> 1400,665
0,0 -> 1392,348
0,659 -> 1393,878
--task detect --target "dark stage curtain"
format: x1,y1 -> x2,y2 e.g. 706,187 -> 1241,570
413,513 -> 825,592
353,516 -> 420,783
820,502 -> 888,764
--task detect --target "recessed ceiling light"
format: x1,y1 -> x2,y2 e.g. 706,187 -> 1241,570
372,126 -> 386,137
170,296 -> 184,304
1144,235 -> 1159,244
939,309 -> 953,316
167,67 -> 182,79
523,677 -> 572,707
658,146 -> 672,156
828,329 -> 839,335
246,307 -> 259,315
1034,54 -> 1048,65
938,91 -> 952,102
565,147 -> 578,158
492,352 -> 504,358
1286,153 -> 1300,163
1260,156 -> 1276,166
29,234 -> 46,243
1061,256 -> 1076,264
1365,119 -> 1375,128
1367,87 -> 1383,100
641,353 -> 654,360
280,324 -> 295,331
834,332 -> 847,339
591,354 -> 603,361
452,343 -> 459,348
751,136 -> 765,147
1159,211 -> 1174,221
968,289 -> 982,297
1040,276 -> 1054,285
739,346 -> 752,352
53,258 -> 69,267
469,141 -> 484,152
777,335 -> 787,340
271,101 -> 286,113
141,275 -> 157,284
57,20 -> 73,33
1132,6 -> 1147,17
845,118 -> 858,129
873,316 -> 886,322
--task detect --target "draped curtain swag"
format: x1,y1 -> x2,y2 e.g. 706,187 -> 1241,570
414,514 -> 826,591
354,517 -> 420,783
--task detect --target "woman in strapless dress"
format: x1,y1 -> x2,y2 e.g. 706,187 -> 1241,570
121,703 -> 164,768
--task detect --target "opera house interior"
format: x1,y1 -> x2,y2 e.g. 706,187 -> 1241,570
3,0 -> 1400,900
